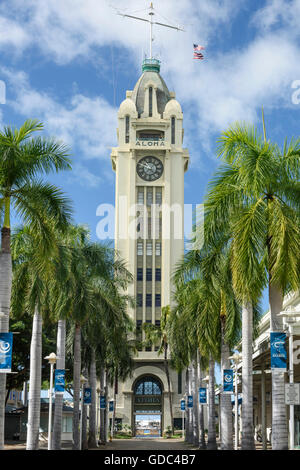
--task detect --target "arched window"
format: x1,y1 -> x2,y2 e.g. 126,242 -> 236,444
171,116 -> 176,144
149,87 -> 153,117
134,376 -> 162,395
125,115 -> 130,143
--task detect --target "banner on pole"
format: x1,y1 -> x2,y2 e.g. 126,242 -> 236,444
187,395 -> 193,408
223,369 -> 234,393
54,369 -> 65,394
0,333 -> 13,373
84,387 -> 92,405
270,332 -> 287,370
100,395 -> 106,409
109,400 -> 114,412
199,387 -> 207,404
180,399 -> 185,411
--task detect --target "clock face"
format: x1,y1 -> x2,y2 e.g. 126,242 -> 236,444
136,156 -> 163,181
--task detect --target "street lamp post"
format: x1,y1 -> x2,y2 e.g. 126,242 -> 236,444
203,375 -> 209,440
181,396 -> 186,440
229,353 -> 242,450
44,353 -> 57,450
109,399 -> 114,441
279,308 -> 300,450
79,375 -> 88,450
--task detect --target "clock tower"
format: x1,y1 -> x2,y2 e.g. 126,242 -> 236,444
110,58 -> 189,436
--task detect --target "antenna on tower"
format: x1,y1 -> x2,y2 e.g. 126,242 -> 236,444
116,2 -> 185,60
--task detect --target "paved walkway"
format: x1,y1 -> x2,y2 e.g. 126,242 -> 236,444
97,438 -> 197,451
4,438 -> 198,451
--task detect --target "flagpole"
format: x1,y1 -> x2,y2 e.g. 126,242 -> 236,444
149,3 -> 153,60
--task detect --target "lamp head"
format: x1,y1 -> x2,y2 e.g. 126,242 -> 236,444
44,352 -> 57,364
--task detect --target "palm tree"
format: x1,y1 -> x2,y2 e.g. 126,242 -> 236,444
143,305 -> 174,435
208,119 -> 300,449
0,119 -> 71,449
59,229 -> 133,450
11,224 -> 68,450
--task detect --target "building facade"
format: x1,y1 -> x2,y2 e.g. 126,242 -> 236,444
110,58 -> 189,436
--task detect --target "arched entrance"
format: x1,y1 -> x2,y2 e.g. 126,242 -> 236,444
132,375 -> 163,437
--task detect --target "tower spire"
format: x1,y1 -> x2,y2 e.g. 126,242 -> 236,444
117,2 -> 184,62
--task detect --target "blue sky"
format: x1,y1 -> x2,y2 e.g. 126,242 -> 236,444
1,0 -> 300,314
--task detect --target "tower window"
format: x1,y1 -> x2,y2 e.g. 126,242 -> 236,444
155,294 -> 161,307
137,294 -> 143,307
125,115 -> 130,143
171,117 -> 176,144
137,189 -> 144,205
155,188 -> 162,205
149,87 -> 153,117
155,268 -> 161,281
146,294 -> 152,307
146,242 -> 153,256
137,242 -> 143,256
146,268 -> 152,281
137,268 -> 143,281
155,242 -> 161,256
146,187 -> 153,205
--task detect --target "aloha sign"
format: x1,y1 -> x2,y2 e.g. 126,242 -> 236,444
136,140 -> 165,147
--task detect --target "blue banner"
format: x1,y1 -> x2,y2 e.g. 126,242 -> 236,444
180,399 -> 185,411
0,333 -> 13,373
109,400 -> 114,412
187,395 -> 193,408
271,332 -> 287,369
100,395 -> 106,409
223,369 -> 234,393
84,387 -> 92,405
54,369 -> 65,394
199,387 -> 207,404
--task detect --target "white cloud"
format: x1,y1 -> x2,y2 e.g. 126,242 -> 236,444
1,67 -> 117,161
0,67 -> 118,188
251,0 -> 300,34
0,15 -> 30,51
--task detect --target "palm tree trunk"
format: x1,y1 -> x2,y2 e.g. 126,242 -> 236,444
269,284 -> 288,450
207,355 -> 217,450
0,228 -> 12,450
192,357 -> 199,445
88,348 -> 97,448
104,369 -> 108,442
112,372 -> 117,438
220,320 -> 233,450
99,367 -> 106,444
52,319 -> 66,450
81,367 -> 88,450
241,301 -> 255,450
187,364 -> 194,443
26,309 -> 43,450
72,323 -> 81,450
164,344 -> 174,435
197,352 -> 206,449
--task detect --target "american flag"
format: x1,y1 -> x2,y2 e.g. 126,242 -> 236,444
193,44 -> 205,60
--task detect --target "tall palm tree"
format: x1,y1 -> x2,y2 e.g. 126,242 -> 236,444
0,119 -> 71,449
143,305 -> 174,435
208,120 -> 300,449
60,229 -> 133,450
10,223 -> 69,450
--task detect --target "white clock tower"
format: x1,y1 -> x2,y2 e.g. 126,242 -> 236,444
110,58 -> 189,436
